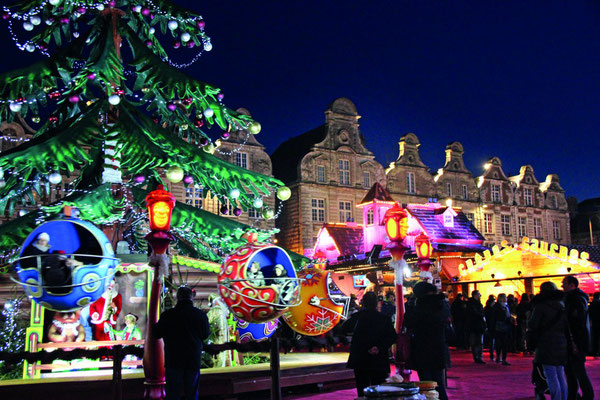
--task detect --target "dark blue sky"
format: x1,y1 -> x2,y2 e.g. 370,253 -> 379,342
2,1 -> 599,201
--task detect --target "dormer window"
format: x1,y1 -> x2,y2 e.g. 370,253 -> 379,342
438,207 -> 457,228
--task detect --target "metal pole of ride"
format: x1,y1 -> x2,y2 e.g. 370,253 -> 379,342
270,336 -> 281,400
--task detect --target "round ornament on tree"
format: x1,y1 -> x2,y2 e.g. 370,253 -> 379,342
133,175 -> 145,184
181,32 -> 191,42
48,172 -> 62,185
23,21 -> 34,31
49,0 -> 62,5
166,166 -> 184,183
229,188 -> 241,199
31,115 -> 41,124
252,198 -> 263,209
108,94 -> 121,105
261,208 -> 274,220
30,16 -> 42,25
233,207 -> 242,217
203,42 -> 213,51
167,20 -> 178,30
183,175 -> 193,184
203,108 -> 214,118
248,122 -> 261,134
220,205 -> 229,215
277,186 -> 291,201
9,102 -> 22,113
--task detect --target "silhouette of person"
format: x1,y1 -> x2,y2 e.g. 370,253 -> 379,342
155,286 -> 210,400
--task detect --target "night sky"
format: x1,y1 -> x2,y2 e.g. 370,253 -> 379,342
2,1 -> 599,201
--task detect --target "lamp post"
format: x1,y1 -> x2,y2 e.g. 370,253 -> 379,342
382,203 -> 410,380
143,185 -> 175,400
414,232 -> 433,280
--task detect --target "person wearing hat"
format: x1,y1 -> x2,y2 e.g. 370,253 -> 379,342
404,281 -> 451,400
21,232 -> 51,268
121,313 -> 142,341
155,286 -> 210,400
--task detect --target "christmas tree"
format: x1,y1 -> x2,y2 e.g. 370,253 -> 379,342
0,0 -> 290,262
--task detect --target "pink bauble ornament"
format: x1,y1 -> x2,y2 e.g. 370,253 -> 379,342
220,205 -> 229,215
134,175 -> 145,184
221,132 -> 230,140
49,116 -> 58,123
172,40 -> 181,49
108,1 -> 116,7
199,137 -> 209,146
233,207 -> 242,217
68,94 -> 80,104
196,19 -> 205,29
182,98 -> 193,106
167,102 -> 177,111
141,8 -> 150,16
187,41 -> 195,48
194,119 -> 204,128
60,17 -> 69,24
2,12 -> 10,20
183,175 -> 193,184
76,7 -> 86,14
217,93 -> 224,101
87,73 -> 96,80
145,40 -> 153,47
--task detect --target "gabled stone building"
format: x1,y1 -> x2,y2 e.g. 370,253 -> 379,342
271,98 -> 386,254
273,97 -> 571,255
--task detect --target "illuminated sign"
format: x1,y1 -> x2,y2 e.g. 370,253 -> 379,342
458,237 -> 590,276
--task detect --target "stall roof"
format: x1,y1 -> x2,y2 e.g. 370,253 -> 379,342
405,204 -> 485,244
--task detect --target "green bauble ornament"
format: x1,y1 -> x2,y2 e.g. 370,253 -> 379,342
248,121 -> 261,135
141,87 -> 150,93
276,186 -> 291,201
261,208 -> 274,220
180,124 -> 188,131
31,115 -> 41,124
166,165 -> 184,183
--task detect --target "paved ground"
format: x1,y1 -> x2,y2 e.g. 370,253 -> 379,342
284,349 -> 600,400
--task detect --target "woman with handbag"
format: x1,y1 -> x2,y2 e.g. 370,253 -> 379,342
493,293 -> 512,365
527,281 -> 568,400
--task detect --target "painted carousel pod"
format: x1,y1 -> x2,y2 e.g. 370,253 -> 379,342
218,242 -> 300,323
15,218 -> 119,311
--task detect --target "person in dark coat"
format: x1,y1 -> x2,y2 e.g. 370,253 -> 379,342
466,290 -> 486,364
516,293 -> 533,353
561,276 -> 594,400
527,281 -> 568,400
404,281 -> 450,400
589,292 -> 600,357
450,293 -> 467,349
493,293 -> 512,365
155,286 -> 210,400
346,291 -> 397,397
484,295 -> 496,360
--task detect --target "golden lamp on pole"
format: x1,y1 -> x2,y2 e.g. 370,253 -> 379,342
143,184 -> 176,400
382,202 -> 411,381
414,232 -> 433,271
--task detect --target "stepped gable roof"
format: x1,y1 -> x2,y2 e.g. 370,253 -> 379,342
270,125 -> 328,183
324,224 -> 364,257
405,204 -> 486,243
358,182 -> 395,206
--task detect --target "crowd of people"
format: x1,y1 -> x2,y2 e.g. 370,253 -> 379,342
342,276 -> 599,400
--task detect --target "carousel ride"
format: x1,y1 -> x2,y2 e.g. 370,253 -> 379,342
12,218 -> 119,312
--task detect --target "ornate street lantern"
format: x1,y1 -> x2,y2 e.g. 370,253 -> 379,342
383,203 -> 409,243
414,232 -> 433,271
146,184 -> 176,232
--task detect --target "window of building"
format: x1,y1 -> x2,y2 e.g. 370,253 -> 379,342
311,199 -> 325,222
235,152 -> 248,169
446,183 -> 452,197
317,165 -> 325,183
248,207 -> 259,219
367,209 -> 374,225
462,185 -> 468,200
339,201 -> 352,222
501,215 -> 511,236
518,216 -> 527,238
339,160 -> 350,185
363,172 -> 370,188
185,185 -> 203,209
550,195 -> 558,209
484,214 -> 494,234
465,213 -> 475,222
443,212 -> 454,227
407,172 -> 416,194
533,218 -> 542,238
491,184 -> 501,203
524,188 -> 533,206
553,220 -> 561,240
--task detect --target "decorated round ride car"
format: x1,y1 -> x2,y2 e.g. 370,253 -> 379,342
218,242 -> 300,323
282,268 -> 345,336
14,218 -> 119,311
235,317 -> 279,342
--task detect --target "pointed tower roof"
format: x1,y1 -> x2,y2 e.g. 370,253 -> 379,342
358,182 -> 396,206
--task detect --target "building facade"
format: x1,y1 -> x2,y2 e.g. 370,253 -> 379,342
273,98 -> 570,255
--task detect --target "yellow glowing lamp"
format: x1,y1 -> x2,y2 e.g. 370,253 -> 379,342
414,232 -> 433,260
146,185 -> 176,232
383,203 -> 408,242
